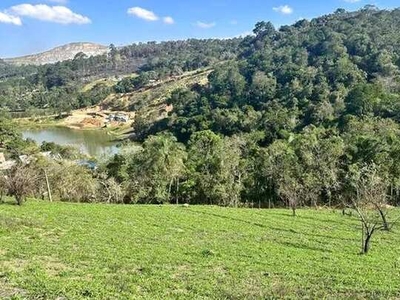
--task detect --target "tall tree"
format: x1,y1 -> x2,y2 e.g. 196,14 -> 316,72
127,134 -> 187,204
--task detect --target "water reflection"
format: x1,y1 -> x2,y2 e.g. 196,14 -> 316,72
23,127 -> 119,157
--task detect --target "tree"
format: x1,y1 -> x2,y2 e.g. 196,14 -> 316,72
266,139 -> 303,216
187,130 -> 243,206
97,175 -> 125,204
293,127 -> 344,207
0,164 -> 39,205
208,65 -> 246,100
345,84 -> 383,117
127,134 -> 187,204
50,162 -> 97,203
0,117 -> 33,157
249,71 -> 277,107
253,21 -> 276,39
346,164 -> 394,254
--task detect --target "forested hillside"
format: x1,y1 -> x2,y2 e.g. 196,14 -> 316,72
0,39 -> 241,112
114,6 -> 400,211
139,6 -> 400,141
3,6 -> 400,214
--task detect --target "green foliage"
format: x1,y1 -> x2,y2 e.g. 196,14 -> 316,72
40,141 -> 80,159
125,134 -> 187,204
78,83 -> 112,108
123,7 -> 400,209
134,7 -> 400,144
0,117 -> 38,158
6,7 -> 400,210
186,130 -> 243,206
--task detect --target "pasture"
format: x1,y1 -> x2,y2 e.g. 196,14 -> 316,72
0,200 -> 399,299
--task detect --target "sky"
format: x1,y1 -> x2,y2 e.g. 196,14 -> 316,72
0,0 -> 398,58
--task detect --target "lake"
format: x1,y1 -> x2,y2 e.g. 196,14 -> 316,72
22,127 -> 119,157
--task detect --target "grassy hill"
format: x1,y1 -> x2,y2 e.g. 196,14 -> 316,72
1,200 -> 399,299
101,69 -> 211,112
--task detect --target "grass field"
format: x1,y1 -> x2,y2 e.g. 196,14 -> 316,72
1,200 -> 400,299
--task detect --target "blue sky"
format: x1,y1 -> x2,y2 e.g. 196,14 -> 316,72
0,0 -> 398,58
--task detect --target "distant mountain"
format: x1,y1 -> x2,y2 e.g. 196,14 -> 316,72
4,42 -> 109,66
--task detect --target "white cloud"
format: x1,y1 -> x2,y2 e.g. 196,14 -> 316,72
163,16 -> 174,24
0,11 -> 22,25
127,7 -> 159,21
196,21 -> 216,29
273,5 -> 293,15
10,4 -> 91,24
47,0 -> 69,4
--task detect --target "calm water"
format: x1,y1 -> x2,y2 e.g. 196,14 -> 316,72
23,127 -> 119,157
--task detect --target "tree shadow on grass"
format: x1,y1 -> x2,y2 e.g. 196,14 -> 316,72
188,209 -> 359,253
190,208 -> 334,253
279,241 -> 333,253
0,200 -> 17,206
293,213 -> 357,227
188,209 -> 268,229
249,210 -> 354,227
268,226 -> 358,243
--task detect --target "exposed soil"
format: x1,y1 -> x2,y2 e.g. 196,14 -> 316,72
61,106 -> 134,129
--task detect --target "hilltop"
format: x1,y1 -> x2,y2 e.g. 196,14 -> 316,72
4,42 -> 108,66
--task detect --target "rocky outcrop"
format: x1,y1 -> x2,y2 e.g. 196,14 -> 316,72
5,42 -> 108,66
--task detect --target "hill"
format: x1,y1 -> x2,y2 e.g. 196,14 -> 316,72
1,200 -> 399,299
4,42 -> 109,66
0,38 -> 241,112
3,8 -> 400,216
137,6 -> 400,142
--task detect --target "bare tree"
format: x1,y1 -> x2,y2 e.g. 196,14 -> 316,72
348,164 -> 395,254
0,165 -> 39,205
98,176 -> 125,204
278,178 -> 303,217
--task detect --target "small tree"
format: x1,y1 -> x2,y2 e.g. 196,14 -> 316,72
294,127 -> 344,208
347,164 -> 393,254
0,174 -> 6,202
98,176 -> 125,204
51,163 -> 97,203
278,177 -> 303,217
0,165 -> 38,205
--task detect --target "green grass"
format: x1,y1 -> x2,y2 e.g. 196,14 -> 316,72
1,200 -> 400,299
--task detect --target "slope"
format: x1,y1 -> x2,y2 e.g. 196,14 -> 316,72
0,200 -> 399,299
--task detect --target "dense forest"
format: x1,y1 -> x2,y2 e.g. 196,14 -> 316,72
3,5 -> 400,225
111,6 -> 400,211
